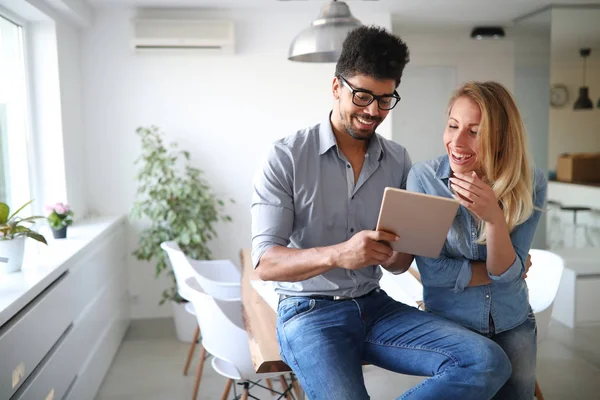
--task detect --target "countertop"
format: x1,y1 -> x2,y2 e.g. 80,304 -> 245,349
0,216 -> 125,327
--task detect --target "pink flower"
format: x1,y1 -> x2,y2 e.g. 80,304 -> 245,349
55,203 -> 66,215
44,205 -> 54,216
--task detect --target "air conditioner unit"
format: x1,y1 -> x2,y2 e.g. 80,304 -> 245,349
131,18 -> 235,54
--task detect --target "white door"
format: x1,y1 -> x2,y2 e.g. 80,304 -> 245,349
393,66 -> 457,164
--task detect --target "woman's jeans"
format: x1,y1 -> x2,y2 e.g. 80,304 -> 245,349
488,311 -> 537,400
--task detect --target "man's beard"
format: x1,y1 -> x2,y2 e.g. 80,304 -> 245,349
343,113 -> 381,141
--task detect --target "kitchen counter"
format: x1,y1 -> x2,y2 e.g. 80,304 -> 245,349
0,215 -> 129,400
548,181 -> 600,210
0,216 -> 125,326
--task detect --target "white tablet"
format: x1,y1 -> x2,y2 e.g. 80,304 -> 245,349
375,187 -> 460,258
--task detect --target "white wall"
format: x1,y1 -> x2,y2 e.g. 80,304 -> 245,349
390,26 -> 515,163
81,8 -> 392,318
549,60 -> 600,171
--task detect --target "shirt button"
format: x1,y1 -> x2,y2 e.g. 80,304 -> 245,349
350,228 -> 355,233
485,295 -> 490,299
351,195 -> 355,200
347,164 -> 351,168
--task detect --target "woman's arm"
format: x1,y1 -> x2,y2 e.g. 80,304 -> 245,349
450,170 -> 547,282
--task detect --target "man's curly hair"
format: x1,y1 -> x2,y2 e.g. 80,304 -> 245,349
335,26 -> 410,88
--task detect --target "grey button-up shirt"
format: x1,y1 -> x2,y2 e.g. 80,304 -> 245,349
251,114 -> 412,297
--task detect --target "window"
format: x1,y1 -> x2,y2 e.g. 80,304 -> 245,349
0,13 -> 31,208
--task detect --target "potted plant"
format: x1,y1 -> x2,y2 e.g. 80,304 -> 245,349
130,126 -> 232,342
45,202 -> 74,239
0,200 -> 47,274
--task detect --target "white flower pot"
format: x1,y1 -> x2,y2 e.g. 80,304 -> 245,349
171,300 -> 197,343
0,237 -> 25,274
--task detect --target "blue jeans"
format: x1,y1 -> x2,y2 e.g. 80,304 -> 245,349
276,289 -> 511,400
489,311 -> 537,400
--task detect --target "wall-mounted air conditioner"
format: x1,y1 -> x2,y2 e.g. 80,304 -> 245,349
131,18 -> 235,54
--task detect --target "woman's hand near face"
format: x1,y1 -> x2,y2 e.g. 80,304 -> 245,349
449,171 -> 504,225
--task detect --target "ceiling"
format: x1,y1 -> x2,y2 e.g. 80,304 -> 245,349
87,0 -> 600,26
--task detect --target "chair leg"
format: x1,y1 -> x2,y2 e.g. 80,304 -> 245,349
279,376 -> 292,400
291,375 -> 303,399
265,378 -> 276,395
184,325 -> 200,376
535,379 -> 544,400
220,379 -> 233,400
192,346 -> 206,400
240,382 -> 249,400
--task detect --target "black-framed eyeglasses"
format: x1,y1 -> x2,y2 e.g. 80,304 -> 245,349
338,75 -> 401,111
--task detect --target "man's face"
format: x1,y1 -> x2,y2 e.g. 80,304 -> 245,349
333,74 -> 397,141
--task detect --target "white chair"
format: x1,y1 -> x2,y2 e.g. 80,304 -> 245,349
379,261 -> 423,309
525,249 -> 564,400
182,276 -> 297,400
188,258 -> 242,299
160,241 -> 243,400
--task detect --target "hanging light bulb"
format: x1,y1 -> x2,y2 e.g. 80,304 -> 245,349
288,0 -> 362,63
573,48 -> 594,110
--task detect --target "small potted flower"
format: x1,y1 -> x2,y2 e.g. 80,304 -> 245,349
45,202 -> 74,239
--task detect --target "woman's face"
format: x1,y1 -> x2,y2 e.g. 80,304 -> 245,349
443,96 -> 481,175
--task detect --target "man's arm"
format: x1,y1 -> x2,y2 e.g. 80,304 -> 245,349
251,143 -> 398,282
257,230 -> 401,282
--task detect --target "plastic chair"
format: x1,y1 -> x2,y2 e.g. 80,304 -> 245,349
526,249 -> 564,400
160,241 -> 243,400
379,260 -> 423,309
182,276 -> 298,400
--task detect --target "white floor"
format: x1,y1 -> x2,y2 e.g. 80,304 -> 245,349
95,318 -> 600,400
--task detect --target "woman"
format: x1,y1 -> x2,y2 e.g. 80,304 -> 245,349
406,81 -> 547,400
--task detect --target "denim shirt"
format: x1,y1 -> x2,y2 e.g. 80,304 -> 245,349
406,155 -> 547,334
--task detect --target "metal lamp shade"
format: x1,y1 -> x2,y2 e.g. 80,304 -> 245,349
574,87 -> 594,110
288,0 -> 362,63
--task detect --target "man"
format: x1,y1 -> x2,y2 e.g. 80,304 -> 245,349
251,26 -> 511,399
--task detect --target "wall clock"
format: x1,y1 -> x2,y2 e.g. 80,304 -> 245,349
550,84 -> 569,108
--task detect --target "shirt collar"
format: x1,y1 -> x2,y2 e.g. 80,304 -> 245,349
318,113 -> 337,155
436,154 -> 452,179
319,112 -> 385,161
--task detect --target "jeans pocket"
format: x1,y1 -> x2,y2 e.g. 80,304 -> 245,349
279,298 -> 316,327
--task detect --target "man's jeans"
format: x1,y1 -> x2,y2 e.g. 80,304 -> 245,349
276,289 -> 511,400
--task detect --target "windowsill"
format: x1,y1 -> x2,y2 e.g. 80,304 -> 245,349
0,215 -> 126,326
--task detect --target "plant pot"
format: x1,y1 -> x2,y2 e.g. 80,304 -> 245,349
171,300 -> 197,343
0,237 -> 26,274
52,226 -> 67,239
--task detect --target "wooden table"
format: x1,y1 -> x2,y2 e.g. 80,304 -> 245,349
240,248 -> 291,373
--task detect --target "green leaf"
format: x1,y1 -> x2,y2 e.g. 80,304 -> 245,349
23,231 -> 48,245
7,199 -> 33,221
0,203 -> 8,224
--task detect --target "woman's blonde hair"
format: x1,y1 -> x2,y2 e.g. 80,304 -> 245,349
448,81 -> 534,243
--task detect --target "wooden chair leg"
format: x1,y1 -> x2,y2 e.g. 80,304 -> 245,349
240,386 -> 249,400
291,377 -> 303,399
184,325 -> 200,376
535,379 -> 544,400
220,379 -> 233,400
279,376 -> 292,400
265,378 -> 276,395
192,346 -> 206,400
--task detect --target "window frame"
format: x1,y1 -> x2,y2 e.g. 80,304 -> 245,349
0,5 -> 38,214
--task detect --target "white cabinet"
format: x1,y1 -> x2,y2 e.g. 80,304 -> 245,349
0,217 -> 130,400
552,248 -> 600,328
